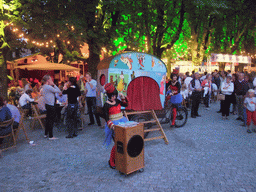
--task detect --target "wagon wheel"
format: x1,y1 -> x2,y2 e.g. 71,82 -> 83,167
130,114 -> 152,138
173,107 -> 188,128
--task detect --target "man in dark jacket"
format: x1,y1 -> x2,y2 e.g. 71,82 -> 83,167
189,72 -> 202,118
234,72 -> 249,122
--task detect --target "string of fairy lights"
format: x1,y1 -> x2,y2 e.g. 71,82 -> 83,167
6,22 -> 256,59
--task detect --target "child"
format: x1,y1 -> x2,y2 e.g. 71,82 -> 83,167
243,89 -> 256,133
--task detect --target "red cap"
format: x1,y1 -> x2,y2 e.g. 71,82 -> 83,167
104,83 -> 115,94
173,69 -> 179,74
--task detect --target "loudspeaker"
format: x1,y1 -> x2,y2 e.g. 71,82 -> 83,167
115,123 -> 144,175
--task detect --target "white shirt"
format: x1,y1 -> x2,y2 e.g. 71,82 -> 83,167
19,93 -> 34,107
221,82 -> 234,95
85,79 -> 97,97
6,104 -> 21,123
253,77 -> 256,94
244,97 -> 256,112
200,75 -> 206,81
189,79 -> 201,91
184,77 -> 193,88
220,77 -> 226,84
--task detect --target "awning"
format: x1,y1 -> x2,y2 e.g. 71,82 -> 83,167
15,62 -> 80,71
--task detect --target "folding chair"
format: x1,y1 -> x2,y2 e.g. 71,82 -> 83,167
31,104 -> 46,130
0,118 -> 16,157
17,108 -> 30,143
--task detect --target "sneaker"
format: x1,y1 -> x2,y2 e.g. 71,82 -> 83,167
206,107 -> 210,110
49,137 -> 59,140
225,116 -> 229,120
44,135 -> 47,138
73,134 -> 78,137
88,123 -> 94,126
247,129 -> 252,133
66,135 -> 73,138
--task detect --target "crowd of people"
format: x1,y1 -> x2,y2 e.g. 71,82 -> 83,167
167,69 -> 256,133
1,72 -> 103,142
1,69 -> 256,166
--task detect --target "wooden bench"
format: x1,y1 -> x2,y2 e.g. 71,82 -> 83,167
0,118 -> 16,157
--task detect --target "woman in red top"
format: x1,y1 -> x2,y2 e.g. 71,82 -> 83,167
166,74 -> 182,127
103,83 -> 129,169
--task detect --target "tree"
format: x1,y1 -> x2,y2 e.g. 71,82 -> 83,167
67,0 -> 126,78
115,0 -> 185,59
209,0 -> 256,70
19,0 -> 86,65
20,0 -> 128,78
185,0 -> 229,66
0,0 -> 21,100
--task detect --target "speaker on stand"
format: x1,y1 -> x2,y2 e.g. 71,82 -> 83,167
114,123 -> 144,175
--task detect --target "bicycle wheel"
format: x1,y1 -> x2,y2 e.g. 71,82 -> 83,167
174,107 -> 188,128
130,114 -> 152,138
160,107 -> 172,124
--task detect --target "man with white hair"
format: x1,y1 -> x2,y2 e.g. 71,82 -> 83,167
189,72 -> 202,118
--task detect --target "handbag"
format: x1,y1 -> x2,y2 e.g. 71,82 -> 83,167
217,93 -> 225,101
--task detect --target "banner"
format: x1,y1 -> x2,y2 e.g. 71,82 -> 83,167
211,54 -> 251,64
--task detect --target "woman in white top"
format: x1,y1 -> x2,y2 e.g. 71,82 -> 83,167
221,75 -> 234,119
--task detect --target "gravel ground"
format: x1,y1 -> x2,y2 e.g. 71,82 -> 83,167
1,102 -> 256,192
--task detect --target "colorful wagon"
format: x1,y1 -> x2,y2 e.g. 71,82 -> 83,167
97,52 -> 167,111
97,52 -> 187,142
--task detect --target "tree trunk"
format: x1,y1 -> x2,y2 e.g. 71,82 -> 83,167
87,41 -> 101,80
154,47 -> 164,59
0,48 -> 9,100
218,62 -> 226,71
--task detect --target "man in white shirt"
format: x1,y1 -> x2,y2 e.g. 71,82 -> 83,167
85,72 -> 101,126
19,89 -> 34,109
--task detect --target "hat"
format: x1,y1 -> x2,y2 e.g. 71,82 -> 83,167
248,89 -> 254,93
104,83 -> 115,94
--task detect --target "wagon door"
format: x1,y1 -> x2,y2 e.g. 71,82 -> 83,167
126,76 -> 162,111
